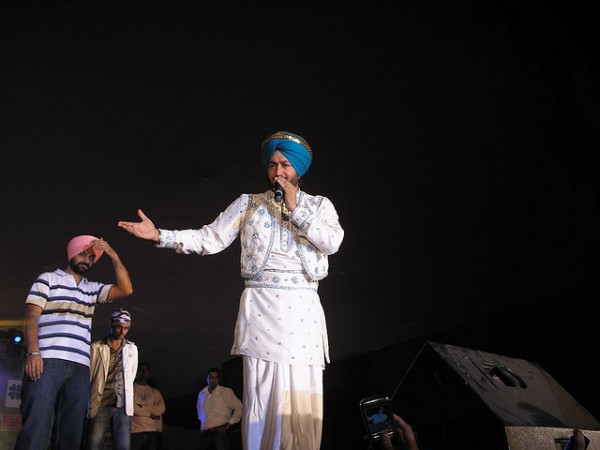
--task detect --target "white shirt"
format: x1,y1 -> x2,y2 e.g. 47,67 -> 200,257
196,385 -> 243,430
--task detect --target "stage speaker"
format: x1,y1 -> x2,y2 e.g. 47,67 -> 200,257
392,341 -> 600,450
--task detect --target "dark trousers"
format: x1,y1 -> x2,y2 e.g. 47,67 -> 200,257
131,431 -> 161,450
200,428 -> 231,450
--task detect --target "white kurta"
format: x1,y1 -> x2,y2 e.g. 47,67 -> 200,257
157,189 -> 343,367
156,189 -> 344,450
232,260 -> 329,367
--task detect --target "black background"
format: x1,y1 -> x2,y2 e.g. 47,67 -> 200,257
2,1 -> 600,444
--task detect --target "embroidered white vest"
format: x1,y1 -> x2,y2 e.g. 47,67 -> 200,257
240,192 -> 329,281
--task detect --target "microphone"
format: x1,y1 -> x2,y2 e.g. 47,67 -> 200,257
273,185 -> 283,203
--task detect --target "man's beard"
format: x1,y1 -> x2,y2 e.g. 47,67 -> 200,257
69,259 -> 91,275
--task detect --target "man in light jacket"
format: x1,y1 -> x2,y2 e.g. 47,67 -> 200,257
87,308 -> 138,450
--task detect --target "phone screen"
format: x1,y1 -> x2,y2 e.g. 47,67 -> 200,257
360,396 -> 396,442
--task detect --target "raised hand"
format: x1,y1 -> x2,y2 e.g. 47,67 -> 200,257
117,209 -> 160,242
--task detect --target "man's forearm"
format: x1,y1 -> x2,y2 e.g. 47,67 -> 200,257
108,254 -> 133,300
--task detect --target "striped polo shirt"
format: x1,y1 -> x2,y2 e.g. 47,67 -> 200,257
26,269 -> 113,367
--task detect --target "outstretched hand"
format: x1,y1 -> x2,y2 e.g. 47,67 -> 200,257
117,209 -> 160,242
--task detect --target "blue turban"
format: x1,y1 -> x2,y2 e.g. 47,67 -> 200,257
260,131 -> 313,177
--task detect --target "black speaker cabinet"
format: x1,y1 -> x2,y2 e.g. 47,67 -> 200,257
392,341 -> 600,450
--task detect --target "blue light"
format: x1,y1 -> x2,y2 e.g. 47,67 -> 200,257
13,335 -> 23,344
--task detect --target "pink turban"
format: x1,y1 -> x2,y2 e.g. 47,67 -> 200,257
67,235 -> 103,262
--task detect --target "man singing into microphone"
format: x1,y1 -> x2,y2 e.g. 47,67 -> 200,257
118,131 -> 344,450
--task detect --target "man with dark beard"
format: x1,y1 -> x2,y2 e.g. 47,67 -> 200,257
15,235 -> 133,450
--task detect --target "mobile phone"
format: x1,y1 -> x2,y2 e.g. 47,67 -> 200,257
359,395 -> 396,444
564,434 -> 590,450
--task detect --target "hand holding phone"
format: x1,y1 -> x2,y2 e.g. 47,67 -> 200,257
359,395 -> 397,446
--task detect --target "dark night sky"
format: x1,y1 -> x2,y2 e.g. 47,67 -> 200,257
2,0 -> 600,409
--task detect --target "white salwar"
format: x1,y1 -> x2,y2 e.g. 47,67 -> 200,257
236,266 -> 327,450
243,356 -> 323,450
156,189 -> 344,450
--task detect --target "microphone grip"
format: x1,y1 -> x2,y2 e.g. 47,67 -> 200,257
274,187 -> 283,203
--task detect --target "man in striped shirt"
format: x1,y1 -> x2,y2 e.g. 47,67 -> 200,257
15,235 -> 134,450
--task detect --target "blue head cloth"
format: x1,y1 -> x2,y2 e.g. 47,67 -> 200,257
260,131 -> 313,177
